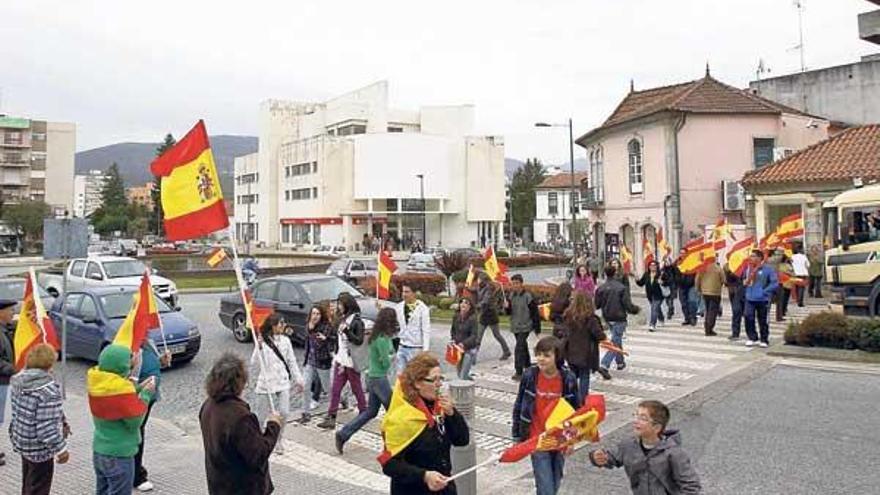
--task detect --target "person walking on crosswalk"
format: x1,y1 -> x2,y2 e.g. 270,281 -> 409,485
743,250 -> 779,348
696,262 -> 724,337
596,265 -> 640,380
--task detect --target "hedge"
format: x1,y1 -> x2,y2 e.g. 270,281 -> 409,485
457,254 -> 570,268
355,272 -> 447,301
784,312 -> 880,352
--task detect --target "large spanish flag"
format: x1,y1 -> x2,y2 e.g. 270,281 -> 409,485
112,272 -> 160,352
150,120 -> 229,241
727,236 -> 756,277
710,218 -> 734,252
620,244 -> 633,275
14,270 -> 60,370
677,241 -> 715,275
378,380 -> 442,466
87,348 -> 148,421
657,229 -> 672,260
377,250 -> 398,300
642,237 -> 655,269
776,212 -> 804,240
484,246 -> 509,284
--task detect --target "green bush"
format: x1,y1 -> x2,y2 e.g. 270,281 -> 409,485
354,272 -> 447,301
784,311 -> 880,352
848,318 -> 880,352
438,297 -> 455,310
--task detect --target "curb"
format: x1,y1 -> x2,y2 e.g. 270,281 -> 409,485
178,287 -> 235,295
767,343 -> 880,365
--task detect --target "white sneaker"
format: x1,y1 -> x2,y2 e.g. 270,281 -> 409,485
759,342 -> 769,348
136,481 -> 154,492
310,400 -> 319,410
745,340 -> 757,347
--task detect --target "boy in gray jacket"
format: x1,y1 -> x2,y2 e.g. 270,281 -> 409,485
589,400 -> 701,494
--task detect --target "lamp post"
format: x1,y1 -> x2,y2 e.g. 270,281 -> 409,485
416,174 -> 426,248
536,119 -> 578,264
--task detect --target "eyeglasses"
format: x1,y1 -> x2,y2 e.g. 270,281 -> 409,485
421,376 -> 445,385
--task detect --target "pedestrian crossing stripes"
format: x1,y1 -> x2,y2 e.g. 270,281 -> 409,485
625,353 -> 718,370
625,335 -> 753,352
622,345 -> 737,361
625,366 -> 695,381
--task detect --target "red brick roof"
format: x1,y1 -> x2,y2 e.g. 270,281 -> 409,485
537,172 -> 589,189
742,125 -> 880,187
579,74 -> 812,142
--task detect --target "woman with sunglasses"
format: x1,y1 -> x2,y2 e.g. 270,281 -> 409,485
381,353 -> 469,494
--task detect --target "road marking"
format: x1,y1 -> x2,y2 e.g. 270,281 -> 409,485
625,366 -> 695,381
619,345 -> 737,361
272,440 -> 389,492
626,335 -> 752,352
475,405 -> 512,426
625,354 -> 718,371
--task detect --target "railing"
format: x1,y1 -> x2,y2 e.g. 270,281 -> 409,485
582,187 -> 605,209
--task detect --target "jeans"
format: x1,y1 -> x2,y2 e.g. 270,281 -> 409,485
480,323 -> 511,357
513,332 -> 532,375
665,291 -> 677,318
679,287 -> 696,323
648,299 -> 665,327
774,287 -> 786,321
338,377 -> 392,443
94,452 -> 135,495
134,400 -> 155,486
600,321 -> 626,370
395,346 -> 422,377
703,295 -> 721,333
795,285 -> 806,306
809,276 -> 822,297
258,388 -> 290,452
302,364 -> 331,413
22,456 -> 54,495
328,365 -> 366,416
531,451 -> 565,495
569,364 -> 591,407
729,291 -> 745,338
690,287 -> 702,318
457,349 -> 478,380
0,383 -> 8,424
745,301 -> 770,343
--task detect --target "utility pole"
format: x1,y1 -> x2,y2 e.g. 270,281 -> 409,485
417,174 -> 426,248
568,118 -> 578,264
245,179 -> 252,256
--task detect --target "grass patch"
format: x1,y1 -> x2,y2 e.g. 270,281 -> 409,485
175,274 -> 238,290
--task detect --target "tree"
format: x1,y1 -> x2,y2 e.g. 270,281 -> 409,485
509,158 -> 546,239
434,250 -> 472,295
2,200 -> 51,252
150,133 -> 176,236
91,163 -> 128,235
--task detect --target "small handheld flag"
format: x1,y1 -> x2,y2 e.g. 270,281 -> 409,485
377,251 -> 398,300
206,247 -> 229,268
14,271 -> 60,370
112,272 -> 161,352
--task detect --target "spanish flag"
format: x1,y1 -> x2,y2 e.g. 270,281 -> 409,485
378,380 -> 442,466
206,247 -> 229,268
620,245 -> 633,275
464,264 -> 476,288
642,237 -> 655,269
243,289 -> 273,332
14,269 -> 60,370
484,246 -> 509,284
377,250 -> 397,300
87,346 -> 149,421
112,272 -> 160,352
657,229 -> 672,260
710,218 -> 734,252
150,120 -> 229,241
677,241 -> 715,275
776,212 -> 804,240
726,236 -> 756,277
499,395 -> 606,463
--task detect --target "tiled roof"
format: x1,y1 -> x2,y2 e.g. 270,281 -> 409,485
742,125 -> 880,187
537,172 -> 589,189
581,74 -> 813,142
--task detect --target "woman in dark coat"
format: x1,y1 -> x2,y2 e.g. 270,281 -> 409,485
636,260 -> 665,331
199,353 -> 281,495
450,298 -> 480,380
381,353 -> 469,494
549,282 -> 573,340
562,292 -> 607,406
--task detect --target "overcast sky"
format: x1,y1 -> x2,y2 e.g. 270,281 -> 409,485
1,0 -> 874,163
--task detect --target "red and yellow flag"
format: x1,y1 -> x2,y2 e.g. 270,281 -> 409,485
87,350 -> 147,421
657,229 -> 672,260
776,212 -> 804,240
378,380 -> 443,466
727,236 -> 756,277
484,246 -> 509,284
642,237 -> 655,269
113,273 -> 161,352
243,289 -> 273,332
14,271 -> 60,370
620,245 -> 633,275
677,241 -> 715,275
464,264 -> 476,288
377,251 -> 398,300
206,247 -> 229,268
150,120 -> 229,241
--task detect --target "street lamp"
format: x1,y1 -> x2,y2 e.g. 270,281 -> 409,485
536,119 -> 578,264
416,174 -> 426,248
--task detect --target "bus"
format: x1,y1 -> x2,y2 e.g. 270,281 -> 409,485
823,184 -> 880,316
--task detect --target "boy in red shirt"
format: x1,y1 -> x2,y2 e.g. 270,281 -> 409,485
512,336 -> 578,495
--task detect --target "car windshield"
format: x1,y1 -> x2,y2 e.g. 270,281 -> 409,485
0,280 -> 50,299
300,278 -> 361,303
100,292 -> 173,319
328,260 -> 347,271
103,260 -> 148,278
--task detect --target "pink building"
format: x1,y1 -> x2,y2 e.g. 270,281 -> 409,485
575,69 -> 829,267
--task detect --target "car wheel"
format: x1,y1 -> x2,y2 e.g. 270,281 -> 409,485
232,313 -> 253,343
47,288 -> 59,298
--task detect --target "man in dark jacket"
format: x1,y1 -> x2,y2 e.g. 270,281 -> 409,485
0,298 -> 18,467
477,273 -> 510,361
200,353 -> 281,495
660,258 -> 679,320
724,266 -> 745,341
595,267 -> 640,380
505,274 -> 535,381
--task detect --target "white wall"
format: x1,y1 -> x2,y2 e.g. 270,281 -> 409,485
45,122 -> 75,213
352,134 -> 454,200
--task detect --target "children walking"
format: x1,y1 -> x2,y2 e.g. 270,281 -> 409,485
512,336 -> 578,495
299,305 -> 335,424
506,274 -> 540,381
589,400 -> 702,494
561,292 -> 607,406
318,293 -> 368,429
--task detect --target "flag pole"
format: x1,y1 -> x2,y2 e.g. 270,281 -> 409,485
28,267 -> 47,344
227,225 -> 276,413
445,454 -> 501,482
144,269 -> 170,353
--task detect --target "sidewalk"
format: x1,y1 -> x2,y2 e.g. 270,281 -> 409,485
0,393 -> 382,494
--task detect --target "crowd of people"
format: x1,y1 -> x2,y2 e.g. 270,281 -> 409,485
0,239 -> 820,493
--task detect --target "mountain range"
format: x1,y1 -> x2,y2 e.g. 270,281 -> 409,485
504,157 -> 587,179
74,135 -> 258,196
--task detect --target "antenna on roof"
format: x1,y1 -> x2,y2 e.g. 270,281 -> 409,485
792,0 -> 807,72
630,79 -> 635,93
755,58 -> 771,81
705,62 -> 711,78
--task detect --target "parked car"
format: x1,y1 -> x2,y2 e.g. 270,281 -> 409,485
219,274 -> 383,344
48,286 -> 201,364
0,277 -> 54,324
326,258 -> 378,283
312,245 -> 348,257
407,253 -> 436,271
37,256 -> 179,308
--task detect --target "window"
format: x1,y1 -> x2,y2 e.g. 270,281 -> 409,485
628,139 -> 643,194
337,124 -> 367,136
70,260 -> 86,277
291,224 -> 310,244
282,224 -> 290,243
286,162 -> 312,176
313,187 -> 318,199
328,129 -> 336,136
570,191 -> 579,214
63,294 -> 84,317
387,126 -> 404,133
253,281 -> 278,301
548,192 -> 558,215
31,132 -> 46,141
753,138 -> 775,168
277,282 -> 301,303
548,223 -> 560,238
312,162 -> 318,173
79,296 -> 98,321
289,188 -> 312,201
589,146 -> 604,202
285,191 -> 290,201
85,262 -> 103,280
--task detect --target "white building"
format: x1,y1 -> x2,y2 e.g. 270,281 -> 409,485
533,172 -> 588,244
234,81 -> 506,250
73,170 -> 108,218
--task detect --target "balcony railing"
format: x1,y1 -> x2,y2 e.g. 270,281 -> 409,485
582,187 -> 605,209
